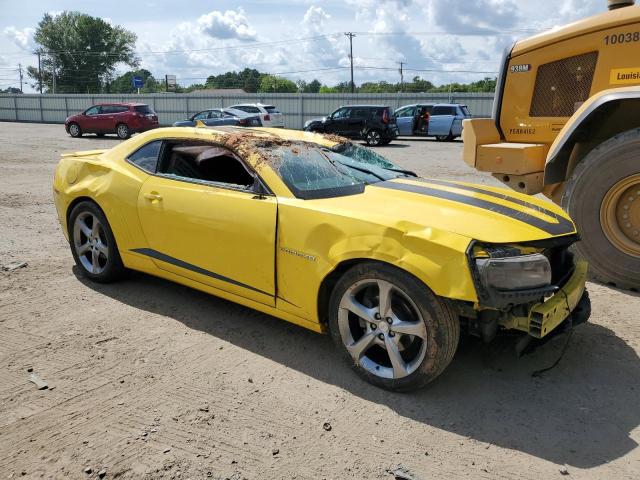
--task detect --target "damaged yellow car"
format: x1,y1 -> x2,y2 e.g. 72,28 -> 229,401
53,126 -> 590,391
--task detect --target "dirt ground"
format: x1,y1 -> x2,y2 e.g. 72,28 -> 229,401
1,122 -> 639,480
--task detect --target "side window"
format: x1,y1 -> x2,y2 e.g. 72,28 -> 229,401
192,111 -> 210,120
85,106 -> 101,115
396,107 -> 415,117
233,105 -> 260,114
432,106 -> 455,116
114,106 -> 129,113
128,140 -> 163,173
332,108 -> 350,119
100,105 -> 113,114
158,142 -> 256,190
350,109 -> 369,118
209,110 -> 222,119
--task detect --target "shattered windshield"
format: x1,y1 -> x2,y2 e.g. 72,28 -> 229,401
273,143 -> 406,200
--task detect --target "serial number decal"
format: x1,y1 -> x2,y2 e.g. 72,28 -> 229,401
610,67 -> 640,85
510,64 -> 531,73
604,32 -> 640,45
509,127 -> 536,135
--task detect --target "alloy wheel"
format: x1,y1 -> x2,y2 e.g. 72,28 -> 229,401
367,130 -> 381,146
73,212 -> 109,274
117,124 -> 129,139
337,278 -> 428,379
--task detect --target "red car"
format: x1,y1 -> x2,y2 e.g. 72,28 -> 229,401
65,103 -> 159,139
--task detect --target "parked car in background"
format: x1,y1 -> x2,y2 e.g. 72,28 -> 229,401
65,103 -> 159,139
303,105 -> 399,146
395,103 -> 471,141
228,103 -> 284,128
173,108 -> 262,128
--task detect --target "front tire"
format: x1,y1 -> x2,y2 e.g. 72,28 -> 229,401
116,123 -> 131,139
328,262 -> 459,391
68,123 -> 82,138
68,201 -> 125,283
365,129 -> 382,146
562,128 -> 640,290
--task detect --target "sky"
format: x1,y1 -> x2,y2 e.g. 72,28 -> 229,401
0,0 -> 607,92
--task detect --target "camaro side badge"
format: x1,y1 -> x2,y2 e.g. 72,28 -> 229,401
281,247 -> 316,262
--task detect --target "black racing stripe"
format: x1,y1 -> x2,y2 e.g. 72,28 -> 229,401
413,178 -> 555,216
131,248 -> 272,297
375,181 -> 575,236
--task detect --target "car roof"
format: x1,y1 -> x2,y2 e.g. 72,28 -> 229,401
166,125 -> 340,147
338,105 -> 390,108
95,102 -> 148,107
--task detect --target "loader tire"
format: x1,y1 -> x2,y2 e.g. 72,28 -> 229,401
562,128 -> 640,290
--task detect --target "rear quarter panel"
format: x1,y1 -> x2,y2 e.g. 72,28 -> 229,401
53,148 -> 153,271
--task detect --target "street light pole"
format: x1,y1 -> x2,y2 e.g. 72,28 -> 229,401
344,32 -> 356,93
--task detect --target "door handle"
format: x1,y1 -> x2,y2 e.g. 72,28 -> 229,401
143,192 -> 162,201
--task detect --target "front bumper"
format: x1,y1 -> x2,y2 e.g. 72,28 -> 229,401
503,260 -> 589,338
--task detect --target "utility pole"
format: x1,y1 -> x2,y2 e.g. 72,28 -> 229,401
344,32 -> 356,93
52,54 -> 56,94
36,51 -> 43,94
18,63 -> 23,93
398,61 -> 405,92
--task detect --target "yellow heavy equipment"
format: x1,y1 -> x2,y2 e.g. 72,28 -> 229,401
463,0 -> 640,289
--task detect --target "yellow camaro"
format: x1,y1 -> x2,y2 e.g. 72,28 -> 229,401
53,126 -> 590,391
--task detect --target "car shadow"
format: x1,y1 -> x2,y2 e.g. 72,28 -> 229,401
396,137 -> 462,143
70,135 -> 123,141
74,267 -> 640,469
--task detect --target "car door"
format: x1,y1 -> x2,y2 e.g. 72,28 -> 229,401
345,108 -> 369,137
395,106 -> 416,135
96,105 -> 116,133
325,107 -> 351,135
81,105 -> 101,133
136,140 -> 277,306
428,105 -> 456,136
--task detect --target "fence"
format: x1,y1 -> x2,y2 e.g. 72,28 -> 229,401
0,92 -> 495,129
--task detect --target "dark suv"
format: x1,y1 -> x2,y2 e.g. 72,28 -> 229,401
65,103 -> 159,139
303,105 -> 399,146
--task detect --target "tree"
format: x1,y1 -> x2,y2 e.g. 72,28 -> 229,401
306,79 -> 321,93
258,75 -> 297,93
27,11 -> 138,93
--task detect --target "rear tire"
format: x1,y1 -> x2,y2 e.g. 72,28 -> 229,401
328,262 -> 459,391
116,123 -> 131,139
365,129 -> 382,146
68,123 -> 82,138
562,128 -> 640,290
68,201 -> 125,283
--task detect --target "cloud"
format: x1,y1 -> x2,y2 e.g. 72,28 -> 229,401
302,6 -> 331,32
196,8 -> 256,41
428,0 -> 520,34
4,26 -> 36,51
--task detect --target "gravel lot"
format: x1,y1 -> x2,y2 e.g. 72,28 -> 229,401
1,122 -> 639,479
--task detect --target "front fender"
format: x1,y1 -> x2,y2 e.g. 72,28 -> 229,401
544,86 -> 640,184
276,202 -> 477,323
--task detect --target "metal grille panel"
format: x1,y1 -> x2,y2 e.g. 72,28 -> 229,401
529,51 -> 598,117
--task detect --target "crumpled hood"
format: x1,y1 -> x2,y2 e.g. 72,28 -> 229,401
311,178 -> 576,243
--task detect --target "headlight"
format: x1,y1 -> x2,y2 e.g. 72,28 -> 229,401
476,254 -> 551,291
